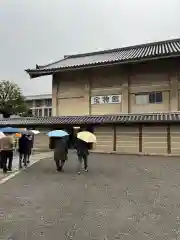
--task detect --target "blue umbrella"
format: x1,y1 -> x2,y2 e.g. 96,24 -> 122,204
0,127 -> 24,133
47,130 -> 69,138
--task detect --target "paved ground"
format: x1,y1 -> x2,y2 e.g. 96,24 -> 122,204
1,153 -> 180,239
0,152 -> 53,181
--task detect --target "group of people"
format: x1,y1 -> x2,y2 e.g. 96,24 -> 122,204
0,133 -> 34,173
0,130 -> 90,175
50,136 -> 89,174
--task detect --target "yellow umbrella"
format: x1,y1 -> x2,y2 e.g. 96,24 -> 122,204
77,131 -> 96,143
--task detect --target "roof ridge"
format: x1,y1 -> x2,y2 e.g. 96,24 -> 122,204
67,38 -> 180,58
37,56 -> 69,69
34,38 -> 180,69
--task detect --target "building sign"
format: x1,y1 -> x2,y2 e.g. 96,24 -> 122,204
91,95 -> 121,104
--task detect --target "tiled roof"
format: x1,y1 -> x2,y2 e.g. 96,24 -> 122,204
26,38 -> 180,77
0,113 -> 180,126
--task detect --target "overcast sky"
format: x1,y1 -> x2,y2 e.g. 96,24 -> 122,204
0,0 -> 180,96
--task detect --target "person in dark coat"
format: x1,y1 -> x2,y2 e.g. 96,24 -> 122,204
26,134 -> 34,164
53,138 -> 68,172
75,138 -> 89,174
18,134 -> 32,168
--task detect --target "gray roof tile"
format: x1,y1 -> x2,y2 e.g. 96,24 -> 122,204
26,38 -> 180,77
0,113 -> 180,126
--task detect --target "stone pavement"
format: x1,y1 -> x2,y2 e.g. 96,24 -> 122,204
1,153 -> 180,239
0,151 -> 53,181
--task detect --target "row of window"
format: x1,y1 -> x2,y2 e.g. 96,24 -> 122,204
135,92 -> 163,104
26,99 -> 52,108
33,108 -> 52,117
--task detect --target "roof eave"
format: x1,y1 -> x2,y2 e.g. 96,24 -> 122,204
25,53 -> 180,79
25,69 -> 55,78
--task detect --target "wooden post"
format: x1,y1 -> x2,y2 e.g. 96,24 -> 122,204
167,124 -> 171,154
88,77 -> 92,115
87,69 -> 92,115
139,124 -> 142,152
113,124 -> 117,151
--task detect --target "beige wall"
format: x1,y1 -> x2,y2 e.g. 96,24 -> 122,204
90,67 -> 125,114
54,71 -> 90,116
129,72 -> 170,113
52,58 -> 180,116
93,124 -> 180,155
33,133 -> 49,150
116,126 -> 139,153
93,126 -> 114,152
142,125 -> 167,154
171,125 -> 180,154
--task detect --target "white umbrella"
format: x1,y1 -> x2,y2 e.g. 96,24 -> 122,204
0,132 -> 5,139
30,130 -> 40,135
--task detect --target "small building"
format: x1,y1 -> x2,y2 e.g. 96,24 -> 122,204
25,94 -> 52,117
1,38 -> 180,155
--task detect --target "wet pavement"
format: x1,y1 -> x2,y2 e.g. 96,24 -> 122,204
0,151 -> 52,180
1,153 -> 180,239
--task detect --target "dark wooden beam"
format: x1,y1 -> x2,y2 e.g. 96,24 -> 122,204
113,124 -> 117,151
139,124 -> 142,152
167,124 -> 171,154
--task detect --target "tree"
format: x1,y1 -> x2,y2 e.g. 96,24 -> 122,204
0,80 -> 29,118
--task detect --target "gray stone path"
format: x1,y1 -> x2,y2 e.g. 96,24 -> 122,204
0,151 -> 53,180
1,153 -> 180,239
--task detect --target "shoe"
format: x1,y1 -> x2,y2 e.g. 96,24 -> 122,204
77,171 -> 81,175
8,168 -> 12,172
85,169 -> 88,172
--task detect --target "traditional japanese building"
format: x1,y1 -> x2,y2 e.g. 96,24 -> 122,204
1,38 -> 180,155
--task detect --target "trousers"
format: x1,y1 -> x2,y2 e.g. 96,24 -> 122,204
1,150 -> 13,173
77,153 -> 88,172
55,159 -> 65,171
19,153 -> 28,168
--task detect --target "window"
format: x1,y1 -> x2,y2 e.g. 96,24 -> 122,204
44,99 -> 52,106
135,92 -> 163,105
48,108 -> 52,116
135,94 -> 149,105
38,109 -> 42,117
44,108 -> 52,117
44,108 -> 48,117
149,92 -> 162,103
35,100 -> 43,107
34,109 -> 38,116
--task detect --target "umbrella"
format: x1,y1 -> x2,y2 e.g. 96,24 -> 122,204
77,131 -> 96,143
47,130 -> 69,138
0,127 -> 24,133
22,130 -> 34,135
30,130 -> 40,135
0,132 -> 5,139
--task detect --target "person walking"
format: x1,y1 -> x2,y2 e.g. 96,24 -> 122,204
0,134 -> 14,173
53,137 -> 68,172
18,134 -> 31,168
26,134 -> 34,164
75,138 -> 89,174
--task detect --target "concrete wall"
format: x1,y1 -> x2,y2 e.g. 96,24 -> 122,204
52,58 -> 180,116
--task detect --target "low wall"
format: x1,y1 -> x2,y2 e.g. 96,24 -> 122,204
32,124 -> 180,156
93,124 -> 180,156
